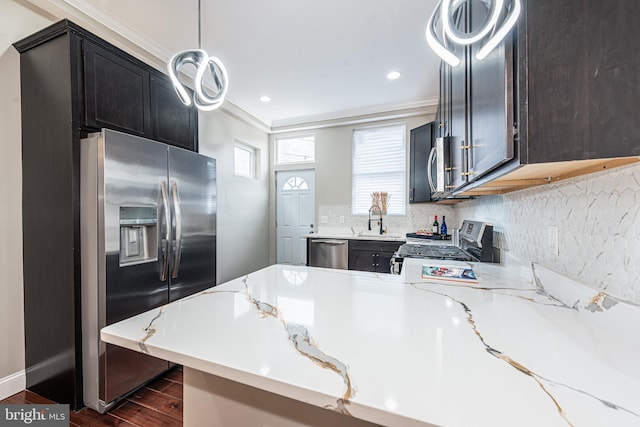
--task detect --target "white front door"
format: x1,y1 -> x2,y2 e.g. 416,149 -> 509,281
276,170 -> 315,265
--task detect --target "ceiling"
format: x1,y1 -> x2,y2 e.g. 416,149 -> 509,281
10,0 -> 442,130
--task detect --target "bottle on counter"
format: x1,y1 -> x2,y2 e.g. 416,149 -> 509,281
432,215 -> 439,234
440,216 -> 447,236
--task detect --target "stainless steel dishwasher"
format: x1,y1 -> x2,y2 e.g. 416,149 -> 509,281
308,239 -> 349,269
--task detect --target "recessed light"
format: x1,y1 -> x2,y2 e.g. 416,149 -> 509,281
386,71 -> 401,80
259,95 -> 271,102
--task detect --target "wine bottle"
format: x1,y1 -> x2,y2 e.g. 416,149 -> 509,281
432,215 -> 439,234
440,215 -> 447,235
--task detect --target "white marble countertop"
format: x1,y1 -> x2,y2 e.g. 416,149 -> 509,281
101,258 -> 640,427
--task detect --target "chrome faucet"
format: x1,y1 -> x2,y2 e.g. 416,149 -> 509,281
368,205 -> 384,234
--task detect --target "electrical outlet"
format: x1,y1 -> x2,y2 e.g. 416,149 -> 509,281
339,215 -> 345,224
547,225 -> 559,256
320,215 -> 329,224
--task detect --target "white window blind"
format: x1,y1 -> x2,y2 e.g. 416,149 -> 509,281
352,124 -> 406,215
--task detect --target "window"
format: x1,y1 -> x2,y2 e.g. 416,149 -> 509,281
276,135 -> 315,164
234,142 -> 257,178
352,124 -> 406,215
282,176 -> 309,191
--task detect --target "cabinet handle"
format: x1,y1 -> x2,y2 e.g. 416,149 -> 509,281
460,140 -> 469,181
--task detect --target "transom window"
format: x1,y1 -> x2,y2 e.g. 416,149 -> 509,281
276,135 -> 315,164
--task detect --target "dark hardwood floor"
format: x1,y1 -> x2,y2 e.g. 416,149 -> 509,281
1,366 -> 183,426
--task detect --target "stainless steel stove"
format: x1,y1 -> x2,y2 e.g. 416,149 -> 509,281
391,220 -> 494,274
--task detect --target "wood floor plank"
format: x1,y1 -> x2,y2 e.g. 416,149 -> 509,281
127,387 -> 182,421
145,378 -> 174,394
110,401 -> 181,427
70,408 -> 136,427
164,368 -> 183,384
160,382 -> 183,400
0,366 -> 184,427
24,390 -> 56,404
1,391 -> 29,404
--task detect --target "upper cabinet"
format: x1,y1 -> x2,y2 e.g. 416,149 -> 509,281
17,20 -> 198,151
436,0 -> 640,197
150,74 -> 198,150
83,39 -> 152,137
409,122 -> 435,203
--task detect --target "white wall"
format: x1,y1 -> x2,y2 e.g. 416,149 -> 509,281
0,42 -> 26,390
199,110 -> 270,283
268,112 -> 458,263
455,162 -> 640,304
0,0 -> 54,389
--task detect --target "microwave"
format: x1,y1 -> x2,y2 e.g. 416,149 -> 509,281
428,137 -> 451,200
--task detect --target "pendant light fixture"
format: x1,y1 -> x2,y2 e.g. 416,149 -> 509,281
426,0 -> 521,67
168,0 -> 229,111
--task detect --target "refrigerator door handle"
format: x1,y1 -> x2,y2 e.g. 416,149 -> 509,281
171,182 -> 183,279
159,181 -> 171,281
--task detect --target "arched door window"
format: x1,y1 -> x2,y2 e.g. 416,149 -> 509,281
282,176 -> 309,191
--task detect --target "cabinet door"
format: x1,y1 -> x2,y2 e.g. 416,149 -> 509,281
409,122 -> 434,203
435,62 -> 448,138
150,74 -> 198,151
467,1 -> 515,181
348,249 -> 378,272
376,251 -> 395,273
448,1 -> 469,191
83,40 -> 151,136
348,240 -> 402,272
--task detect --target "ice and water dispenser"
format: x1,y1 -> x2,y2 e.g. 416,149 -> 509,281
119,206 -> 158,266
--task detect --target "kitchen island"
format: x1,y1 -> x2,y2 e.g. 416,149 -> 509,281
101,257 -> 640,426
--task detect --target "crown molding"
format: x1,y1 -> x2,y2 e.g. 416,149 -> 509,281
62,0 -> 173,61
269,98 -> 439,134
221,100 -> 272,134
23,0 -> 171,72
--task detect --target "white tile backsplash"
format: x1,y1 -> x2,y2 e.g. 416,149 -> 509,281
455,162 -> 640,304
317,204 -> 457,237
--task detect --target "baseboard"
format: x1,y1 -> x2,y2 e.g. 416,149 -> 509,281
0,370 -> 26,400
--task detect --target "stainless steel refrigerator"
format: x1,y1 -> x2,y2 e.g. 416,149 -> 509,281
80,129 -> 216,413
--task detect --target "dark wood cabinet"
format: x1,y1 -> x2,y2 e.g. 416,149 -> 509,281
348,240 -> 403,273
409,122 -> 434,203
83,39 -> 151,136
467,0 -> 515,181
448,6 -> 468,191
521,0 -> 640,163
436,0 -> 514,192
150,74 -> 198,150
436,0 -> 640,197
13,19 -> 199,409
